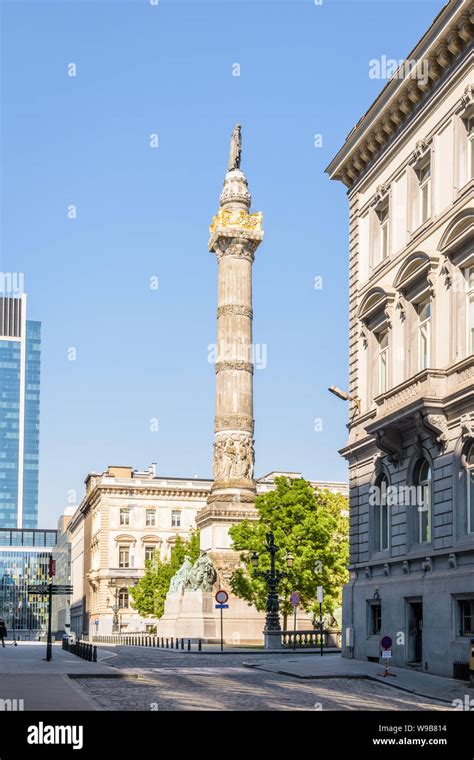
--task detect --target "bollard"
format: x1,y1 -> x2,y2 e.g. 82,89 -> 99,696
161,637 -> 164,648
187,639 -> 191,651
181,638 -> 184,650
176,638 -> 179,649
166,638 -> 169,648
93,645 -> 97,663
198,639 -> 202,652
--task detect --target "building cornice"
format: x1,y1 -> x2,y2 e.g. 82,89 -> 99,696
326,0 -> 473,189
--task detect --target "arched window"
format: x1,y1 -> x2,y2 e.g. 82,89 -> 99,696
466,444 -> 474,534
118,588 -> 129,609
415,459 -> 432,543
374,473 -> 390,552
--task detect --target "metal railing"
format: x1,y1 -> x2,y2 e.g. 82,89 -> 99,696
92,634 -> 202,651
280,629 -> 342,649
62,638 -> 97,662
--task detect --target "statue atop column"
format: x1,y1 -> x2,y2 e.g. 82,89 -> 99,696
227,124 -> 242,171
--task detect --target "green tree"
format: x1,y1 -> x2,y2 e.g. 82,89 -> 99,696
130,531 -> 200,619
229,478 -> 349,629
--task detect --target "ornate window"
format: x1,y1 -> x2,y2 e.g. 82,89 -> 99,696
415,459 -> 432,544
374,473 -> 390,552
377,203 -> 390,263
394,252 -> 437,378
144,545 -> 156,563
378,330 -> 389,395
439,210 -> 474,362
417,299 -> 431,370
358,287 -> 395,404
118,545 -> 130,568
417,161 -> 431,226
465,266 -> 474,355
466,444 -> 474,534
468,116 -> 474,180
370,185 -> 390,269
118,588 -> 129,609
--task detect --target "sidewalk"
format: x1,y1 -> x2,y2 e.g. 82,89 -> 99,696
243,653 -> 473,705
0,642 -> 114,711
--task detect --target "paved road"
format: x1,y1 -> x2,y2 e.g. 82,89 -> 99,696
78,646 -> 450,711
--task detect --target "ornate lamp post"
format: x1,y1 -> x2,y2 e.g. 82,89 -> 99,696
107,585 -> 120,634
251,533 -> 294,637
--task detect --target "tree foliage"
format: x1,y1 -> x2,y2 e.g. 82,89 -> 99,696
229,478 -> 349,628
130,531 -> 200,619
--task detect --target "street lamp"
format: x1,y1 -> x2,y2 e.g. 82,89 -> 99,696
251,533 -> 293,632
107,586 -> 120,634
328,385 -> 361,413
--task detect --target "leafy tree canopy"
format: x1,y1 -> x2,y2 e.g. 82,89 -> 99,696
229,477 -> 348,626
130,530 -> 200,619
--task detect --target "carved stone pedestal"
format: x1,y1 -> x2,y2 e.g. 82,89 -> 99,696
157,590 -> 265,644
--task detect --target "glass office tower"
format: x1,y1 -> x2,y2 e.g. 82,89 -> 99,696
0,528 -> 57,636
0,295 -> 41,528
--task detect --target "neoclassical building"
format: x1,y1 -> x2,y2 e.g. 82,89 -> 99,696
327,0 -> 474,676
69,465 -> 347,637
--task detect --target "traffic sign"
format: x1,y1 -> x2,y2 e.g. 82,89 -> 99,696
382,650 -> 392,659
380,635 -> 393,650
215,604 -> 229,609
28,585 -> 73,596
290,591 -> 300,608
317,586 -> 324,603
215,589 -> 229,605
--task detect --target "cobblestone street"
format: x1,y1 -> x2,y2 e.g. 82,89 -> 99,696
76,647 -> 451,711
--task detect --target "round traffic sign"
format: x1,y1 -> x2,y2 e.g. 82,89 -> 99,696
380,635 -> 392,650
215,589 -> 229,604
290,591 -> 300,607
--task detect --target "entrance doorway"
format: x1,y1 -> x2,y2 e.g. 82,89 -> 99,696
407,600 -> 423,664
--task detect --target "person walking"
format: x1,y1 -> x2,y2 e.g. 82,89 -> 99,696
0,619 -> 7,647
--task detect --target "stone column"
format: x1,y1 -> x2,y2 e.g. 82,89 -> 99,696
197,145 -> 263,575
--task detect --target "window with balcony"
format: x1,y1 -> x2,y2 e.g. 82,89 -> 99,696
171,510 -> 181,528
119,545 -> 130,568
145,509 -> 156,527
417,299 -> 431,371
415,459 -> 431,544
119,508 -> 130,527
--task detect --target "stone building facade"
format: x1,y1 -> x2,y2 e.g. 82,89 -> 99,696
326,0 -> 474,677
68,465 -> 347,637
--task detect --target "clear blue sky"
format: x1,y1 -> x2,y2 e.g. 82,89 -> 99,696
1,0 -> 445,527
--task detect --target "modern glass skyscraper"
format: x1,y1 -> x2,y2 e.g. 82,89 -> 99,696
0,295 -> 40,528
